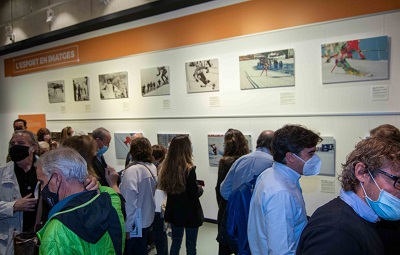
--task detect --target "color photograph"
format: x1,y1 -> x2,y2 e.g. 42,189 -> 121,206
141,66 -> 170,97
114,132 -> 143,159
73,76 -> 90,101
239,49 -> 295,90
186,59 -> 219,93
321,36 -> 389,84
99,71 -> 128,99
47,80 -> 65,103
208,134 -> 253,167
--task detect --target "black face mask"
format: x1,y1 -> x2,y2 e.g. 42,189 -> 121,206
41,175 -> 61,207
9,145 -> 31,162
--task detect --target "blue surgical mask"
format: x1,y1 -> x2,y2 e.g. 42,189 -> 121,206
97,145 -> 108,156
360,172 -> 400,221
293,153 -> 321,176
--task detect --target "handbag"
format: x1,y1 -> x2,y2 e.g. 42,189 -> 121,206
14,191 -> 43,255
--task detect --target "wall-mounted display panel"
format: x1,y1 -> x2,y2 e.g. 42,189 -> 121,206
114,132 -> 143,159
47,80 -> 65,103
316,136 -> 336,176
99,71 -> 128,99
73,76 -> 90,101
321,36 -> 389,84
157,133 -> 190,149
186,59 -> 219,93
140,66 -> 170,97
240,49 -> 295,90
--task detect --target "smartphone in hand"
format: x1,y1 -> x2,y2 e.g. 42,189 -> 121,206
196,179 -> 205,186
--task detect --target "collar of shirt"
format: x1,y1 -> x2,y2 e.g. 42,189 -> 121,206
48,191 -> 85,219
339,189 -> 379,223
257,147 -> 271,155
273,161 -> 301,185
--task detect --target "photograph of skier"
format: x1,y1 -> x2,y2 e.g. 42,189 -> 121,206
321,35 -> 389,84
239,49 -> 295,90
186,58 -> 219,93
73,76 -> 89,101
47,80 -> 65,103
141,66 -> 170,97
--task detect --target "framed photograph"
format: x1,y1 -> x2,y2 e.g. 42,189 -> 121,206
114,133 -> 143,159
186,59 -> 219,93
47,80 -> 65,103
140,66 -> 170,97
157,134 -> 189,149
316,136 -> 336,176
73,76 -> 90,101
99,71 -> 128,99
207,134 -> 253,167
239,49 -> 295,90
321,36 -> 389,84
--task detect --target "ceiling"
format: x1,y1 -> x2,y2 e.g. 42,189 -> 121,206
0,0 -> 214,56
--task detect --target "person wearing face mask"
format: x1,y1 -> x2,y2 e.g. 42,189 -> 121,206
247,124 -> 322,255
6,118 -> 28,163
92,127 -> 114,186
297,137 -> 400,255
35,147 -> 125,254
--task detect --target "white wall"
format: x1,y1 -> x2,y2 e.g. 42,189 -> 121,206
1,8 -> 400,220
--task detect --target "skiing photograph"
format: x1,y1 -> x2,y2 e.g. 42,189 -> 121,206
141,66 -> 170,96
239,49 -> 295,90
186,58 -> 219,93
321,35 -> 389,84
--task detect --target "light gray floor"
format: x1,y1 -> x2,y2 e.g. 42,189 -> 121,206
149,222 -> 218,255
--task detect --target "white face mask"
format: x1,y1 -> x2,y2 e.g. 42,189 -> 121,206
293,153 -> 322,176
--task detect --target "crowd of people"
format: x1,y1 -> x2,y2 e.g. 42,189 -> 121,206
1,119 -> 400,255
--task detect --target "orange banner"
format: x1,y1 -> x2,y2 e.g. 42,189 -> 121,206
18,114 -> 46,134
12,45 -> 79,74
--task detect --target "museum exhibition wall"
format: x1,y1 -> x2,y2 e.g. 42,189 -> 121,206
1,0 -> 400,220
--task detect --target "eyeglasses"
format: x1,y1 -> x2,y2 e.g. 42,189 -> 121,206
376,169 -> 400,190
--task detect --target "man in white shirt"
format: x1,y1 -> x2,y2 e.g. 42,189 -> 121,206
248,124 -> 322,255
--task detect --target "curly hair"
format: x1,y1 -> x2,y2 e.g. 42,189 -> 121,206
370,124 -> 400,143
272,124 -> 322,164
223,128 -> 249,158
158,135 -> 193,194
36,128 -> 51,142
339,137 -> 400,192
130,137 -> 154,163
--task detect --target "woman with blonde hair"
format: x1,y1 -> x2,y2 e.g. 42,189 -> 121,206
158,135 -> 204,255
59,126 -> 74,145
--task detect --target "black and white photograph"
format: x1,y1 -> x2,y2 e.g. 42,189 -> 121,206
157,133 -> 189,149
47,80 -> 65,103
186,58 -> 219,93
99,71 -> 128,99
321,36 -> 389,84
140,66 -> 170,97
73,76 -> 90,101
208,134 -> 253,167
239,49 -> 295,90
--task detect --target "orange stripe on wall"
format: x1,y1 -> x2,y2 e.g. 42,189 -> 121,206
4,0 -> 400,77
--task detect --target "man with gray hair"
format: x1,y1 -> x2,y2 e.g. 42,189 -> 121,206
36,147 -> 125,254
92,127 -> 113,186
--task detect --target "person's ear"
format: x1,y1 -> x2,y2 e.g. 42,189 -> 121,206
285,152 -> 296,163
354,162 -> 370,182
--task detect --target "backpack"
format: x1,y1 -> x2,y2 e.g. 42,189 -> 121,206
225,176 -> 258,255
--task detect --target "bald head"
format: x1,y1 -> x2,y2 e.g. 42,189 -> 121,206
256,130 -> 274,150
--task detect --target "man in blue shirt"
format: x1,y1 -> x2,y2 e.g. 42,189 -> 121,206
248,125 -> 322,255
220,130 -> 274,200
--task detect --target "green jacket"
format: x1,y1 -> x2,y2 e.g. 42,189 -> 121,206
37,186 -> 125,255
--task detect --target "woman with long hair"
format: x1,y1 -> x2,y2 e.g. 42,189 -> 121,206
158,135 -> 204,255
216,128 -> 249,255
59,126 -> 74,145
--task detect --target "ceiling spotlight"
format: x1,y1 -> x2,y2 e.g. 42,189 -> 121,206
46,8 -> 55,23
5,24 -> 15,42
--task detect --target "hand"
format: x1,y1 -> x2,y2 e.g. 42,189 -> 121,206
84,175 -> 99,191
105,166 -> 120,193
13,194 -> 37,212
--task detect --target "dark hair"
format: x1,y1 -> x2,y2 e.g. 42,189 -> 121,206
370,124 -> 400,143
339,137 -> 400,192
130,137 -> 154,163
152,144 -> 167,162
13,119 -> 27,129
36,128 -> 51,142
256,130 -> 274,150
272,124 -> 322,164
223,128 -> 249,157
158,135 -> 193,194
